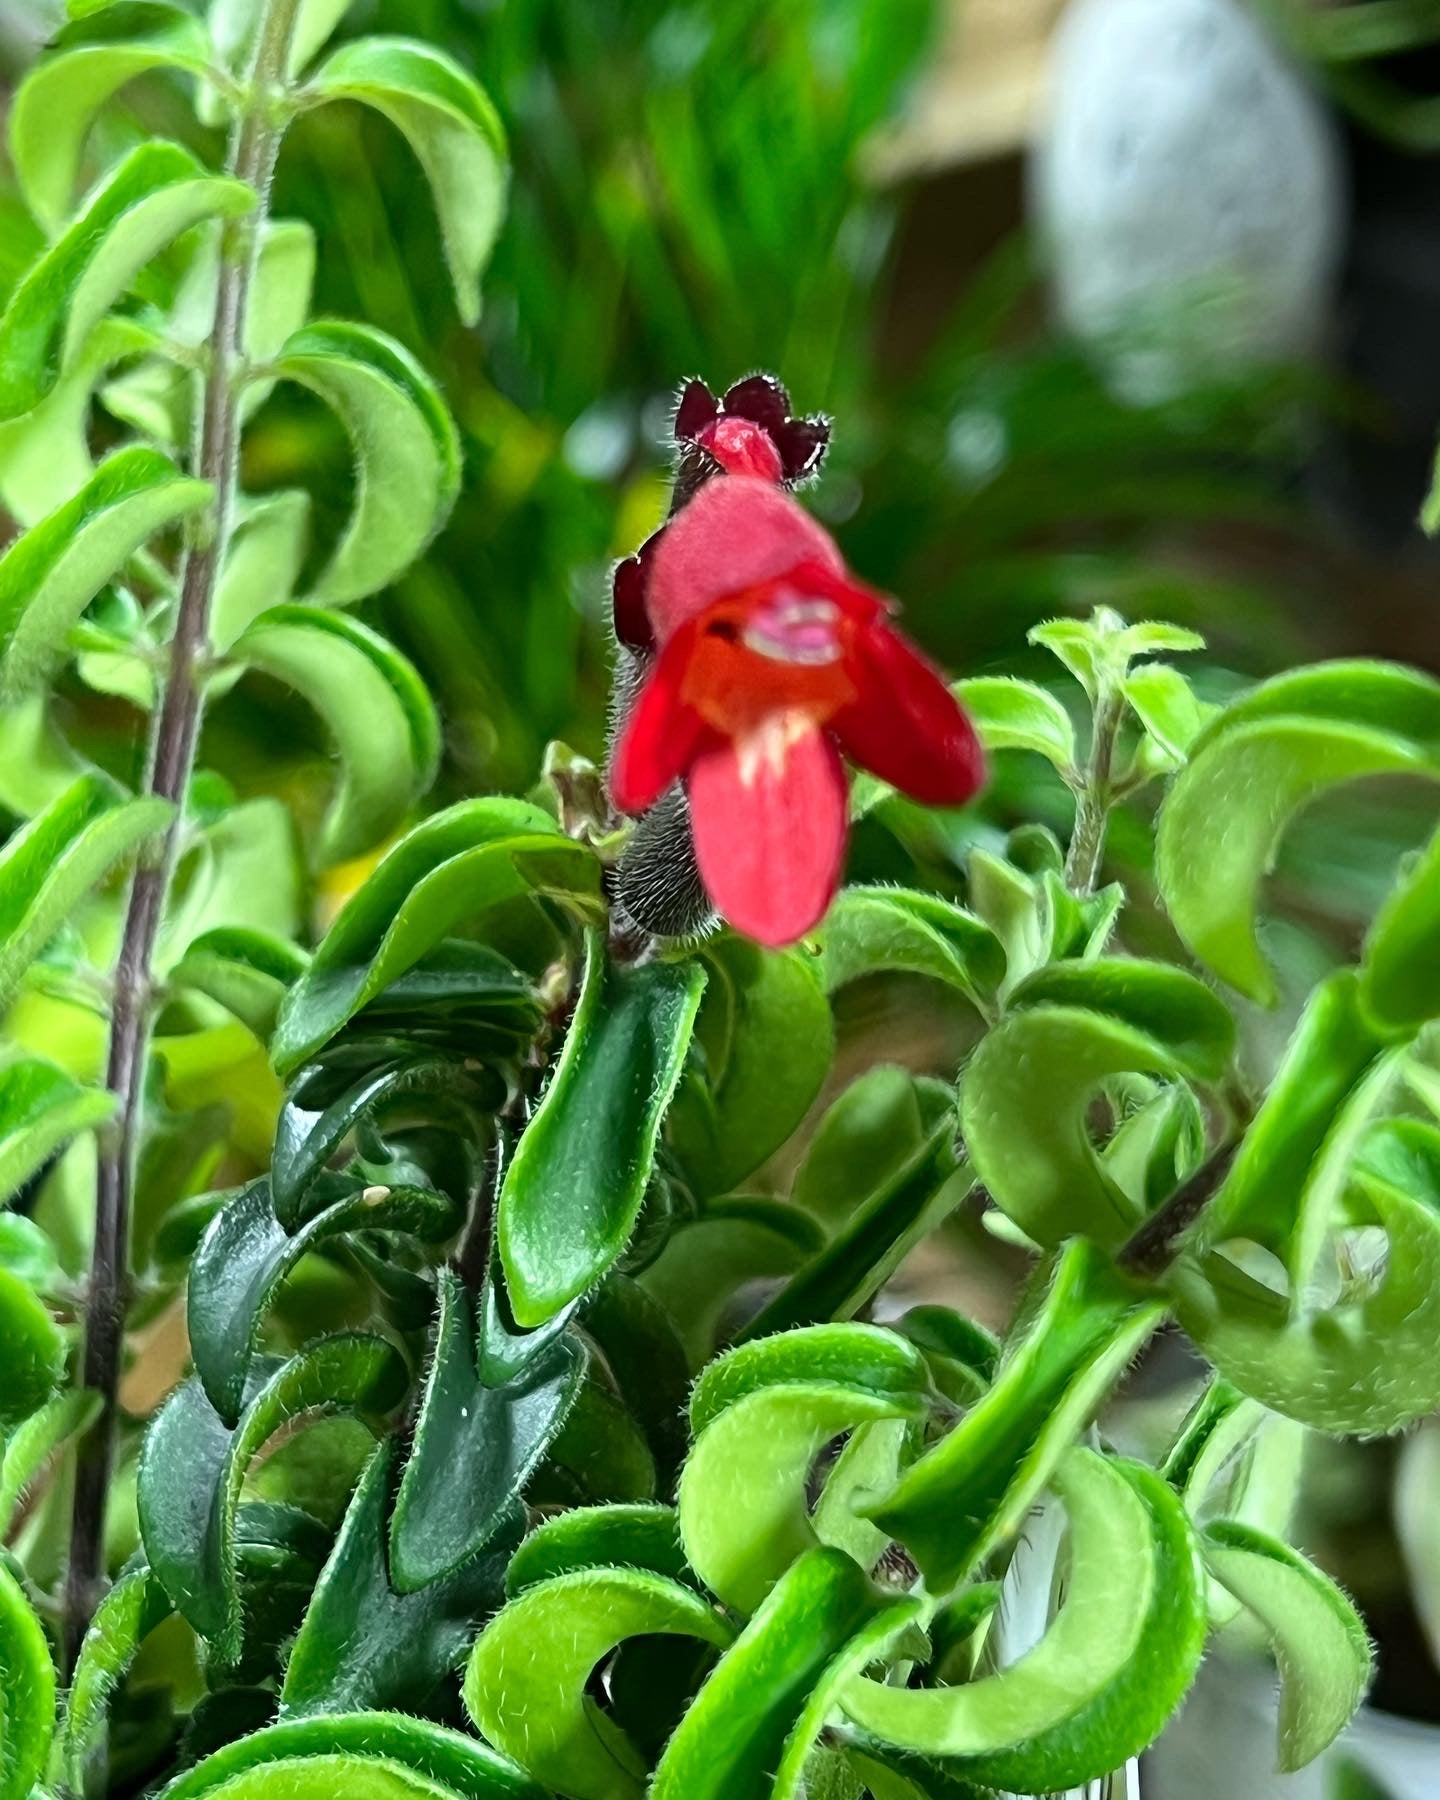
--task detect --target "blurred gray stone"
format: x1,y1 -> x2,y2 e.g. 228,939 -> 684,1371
1030,0 -> 1344,385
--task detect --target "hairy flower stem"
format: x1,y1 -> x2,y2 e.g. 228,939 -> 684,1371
1064,680 -> 1124,897
63,0 -> 302,1671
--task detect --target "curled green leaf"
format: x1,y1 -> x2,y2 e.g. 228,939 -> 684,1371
270,321 -> 461,605
304,37 -> 507,325
1203,1521 -> 1372,1772
231,605 -> 441,865
464,1566 -> 732,1800
0,445 -> 210,698
0,141 -> 251,421
498,936 -> 706,1326
10,9 -> 214,232
0,1559 -> 55,1800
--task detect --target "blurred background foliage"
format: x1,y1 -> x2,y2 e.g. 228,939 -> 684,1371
5,0 -> 1440,1784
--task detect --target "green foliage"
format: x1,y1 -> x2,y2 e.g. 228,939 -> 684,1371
0,3 -> 1432,1796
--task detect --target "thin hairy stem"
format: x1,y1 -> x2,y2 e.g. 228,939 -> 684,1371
63,0 -> 303,1671
1064,681 -> 1124,897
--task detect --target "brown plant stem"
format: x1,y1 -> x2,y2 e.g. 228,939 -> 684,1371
63,0 -> 302,1672
1117,1142 -> 1239,1280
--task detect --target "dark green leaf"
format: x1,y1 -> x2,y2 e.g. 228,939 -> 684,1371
138,1335 -> 407,1655
282,1438 -> 521,1719
499,936 -> 704,1326
272,798 -> 602,1075
188,1176 -> 459,1425
389,1271 -> 583,1593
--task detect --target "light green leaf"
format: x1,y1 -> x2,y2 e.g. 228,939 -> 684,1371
959,959 -> 1233,1249
1124,661 -> 1206,762
0,1558 -> 55,1800
846,1452 -> 1206,1792
1173,1032 -> 1440,1431
169,924 -> 307,1040
65,1563 -> 173,1790
639,1197 -> 825,1369
0,770 -> 173,1004
498,935 -> 705,1326
868,1242 -> 1163,1594
154,1713 -> 547,1800
954,676 -> 1076,770
0,696 -> 89,818
668,936 -> 834,1196
679,1325 -> 929,1614
464,1567 -> 733,1800
0,1056 -> 113,1208
1361,823 -> 1440,1033
1203,1521 -> 1372,1772
230,604 -> 440,864
0,315 -> 160,527
653,1548 -> 918,1800
0,1263 -> 64,1431
505,1504 -> 691,1598
0,1387 -> 99,1533
817,887 -> 1004,1007
163,1757 -> 487,1799
11,10 -> 215,233
0,141 -> 252,421
304,37 -> 507,325
272,797 -> 603,1074
0,445 -> 209,698
793,1065 -> 955,1227
270,320 -> 461,605
210,491 -> 311,651
211,0 -> 354,82
1158,662 -> 1440,1002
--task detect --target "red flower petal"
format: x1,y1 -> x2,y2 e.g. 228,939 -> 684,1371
832,619 -> 987,806
610,620 -> 712,814
687,721 -> 847,947
648,477 -> 845,643
675,378 -> 718,441
695,416 -> 784,482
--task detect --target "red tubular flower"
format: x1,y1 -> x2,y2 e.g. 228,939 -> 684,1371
611,373 -> 831,653
611,478 -> 986,947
